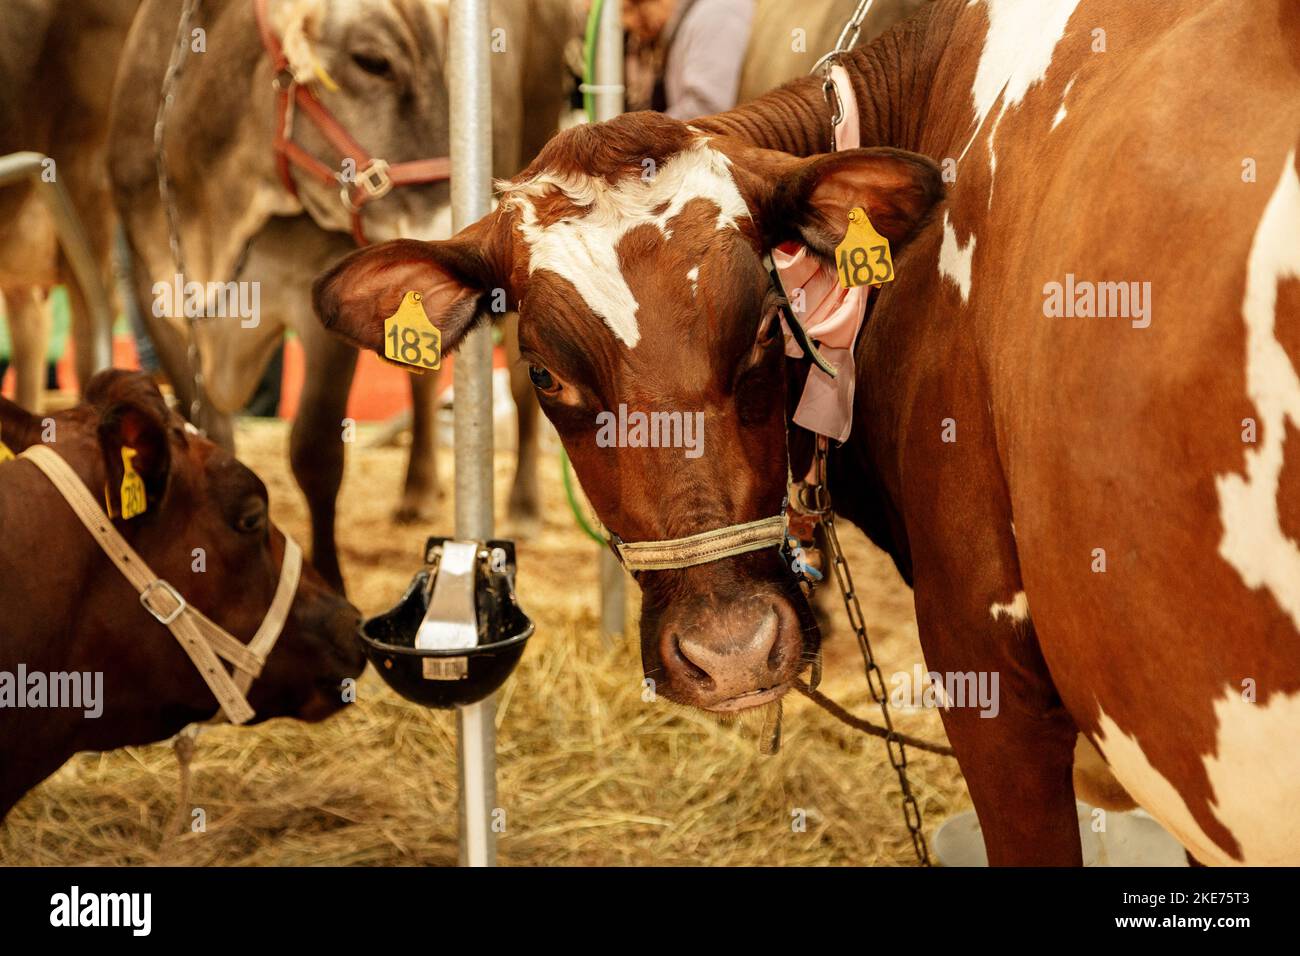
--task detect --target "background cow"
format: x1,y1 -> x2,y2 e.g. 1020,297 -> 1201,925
0,0 -> 142,410
109,0 -> 576,590
312,0 -> 1300,865
0,369 -> 366,820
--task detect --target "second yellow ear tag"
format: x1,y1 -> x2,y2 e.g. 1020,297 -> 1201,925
383,291 -> 442,371
0,424 -> 14,464
835,207 -> 895,290
120,447 -> 147,520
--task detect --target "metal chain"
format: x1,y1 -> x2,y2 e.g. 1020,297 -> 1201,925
810,0 -> 877,151
153,0 -> 207,428
810,437 -> 933,866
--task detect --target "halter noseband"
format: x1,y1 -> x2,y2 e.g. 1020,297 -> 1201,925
609,512 -> 789,573
20,444 -> 302,725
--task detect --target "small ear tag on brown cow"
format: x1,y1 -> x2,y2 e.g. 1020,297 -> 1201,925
0,424 -> 14,464
835,207 -> 895,290
383,291 -> 442,371
119,447 -> 148,520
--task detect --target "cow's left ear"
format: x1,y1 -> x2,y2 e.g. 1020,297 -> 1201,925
753,147 -> 944,260
89,370 -> 173,518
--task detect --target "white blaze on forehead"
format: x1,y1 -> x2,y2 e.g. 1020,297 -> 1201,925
502,140 -> 751,348
1095,688 -> 1300,866
1215,151 -> 1300,633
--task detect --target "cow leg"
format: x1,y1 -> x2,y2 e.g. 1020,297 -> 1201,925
394,368 -> 442,524
3,287 -> 50,412
60,255 -> 103,396
504,312 -> 541,534
292,320 -> 357,592
912,589 -> 1081,866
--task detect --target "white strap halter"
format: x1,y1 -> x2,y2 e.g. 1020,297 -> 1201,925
20,443 -> 302,725
610,513 -> 788,573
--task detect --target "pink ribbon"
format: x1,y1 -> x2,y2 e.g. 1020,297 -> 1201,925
774,64 -> 867,443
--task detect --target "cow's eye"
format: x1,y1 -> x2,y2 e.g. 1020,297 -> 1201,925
352,52 -> 392,78
235,502 -> 267,535
528,364 -> 558,393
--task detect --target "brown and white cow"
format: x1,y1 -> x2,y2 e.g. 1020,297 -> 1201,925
314,0 -> 1300,865
109,0 -> 575,589
0,369 -> 366,819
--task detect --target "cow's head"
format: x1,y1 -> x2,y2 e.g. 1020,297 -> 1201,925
267,0 -> 456,240
313,113 -> 941,712
14,371 -> 367,728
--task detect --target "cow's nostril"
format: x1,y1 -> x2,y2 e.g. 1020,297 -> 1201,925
675,606 -> 781,693
671,632 -> 712,684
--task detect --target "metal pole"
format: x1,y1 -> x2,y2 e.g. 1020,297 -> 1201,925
0,151 -> 113,373
448,0 -> 496,869
593,0 -> 624,123
593,1 -> 627,642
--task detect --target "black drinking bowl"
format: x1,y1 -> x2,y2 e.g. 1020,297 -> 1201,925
360,563 -> 535,709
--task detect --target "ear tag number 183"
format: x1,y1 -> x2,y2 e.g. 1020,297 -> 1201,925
120,447 -> 147,520
835,207 -> 894,290
384,291 -> 442,370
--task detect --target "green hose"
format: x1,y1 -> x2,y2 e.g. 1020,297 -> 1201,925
561,448 -> 607,544
582,0 -> 607,122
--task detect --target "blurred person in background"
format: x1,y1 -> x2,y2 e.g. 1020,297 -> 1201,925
623,0 -> 755,118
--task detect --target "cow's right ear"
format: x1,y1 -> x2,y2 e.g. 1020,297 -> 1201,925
87,370 -> 173,518
312,213 -> 512,357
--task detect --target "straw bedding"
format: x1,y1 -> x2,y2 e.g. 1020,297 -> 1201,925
0,418 -> 970,866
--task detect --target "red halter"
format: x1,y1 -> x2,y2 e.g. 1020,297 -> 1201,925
253,0 -> 451,245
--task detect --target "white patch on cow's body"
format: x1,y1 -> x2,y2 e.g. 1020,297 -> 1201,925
1214,152 -> 1300,633
960,0 -> 1081,171
938,212 -> 976,303
989,590 -> 1028,622
1094,689 -> 1300,866
1051,77 -> 1076,131
687,266 -> 700,296
501,141 -> 750,347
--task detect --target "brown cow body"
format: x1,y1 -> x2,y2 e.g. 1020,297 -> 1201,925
0,371 -> 365,819
315,0 -> 1300,865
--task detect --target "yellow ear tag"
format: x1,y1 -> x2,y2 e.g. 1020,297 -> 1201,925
383,291 -> 442,371
0,424 -> 14,464
835,207 -> 895,290
119,447 -> 148,520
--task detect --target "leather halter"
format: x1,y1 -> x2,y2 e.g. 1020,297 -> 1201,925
610,513 -> 788,573
253,0 -> 451,245
20,444 -> 303,725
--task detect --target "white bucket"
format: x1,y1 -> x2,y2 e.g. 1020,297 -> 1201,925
932,801 -> 1188,867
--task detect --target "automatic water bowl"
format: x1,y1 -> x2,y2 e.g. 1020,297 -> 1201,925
361,537 -> 534,708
